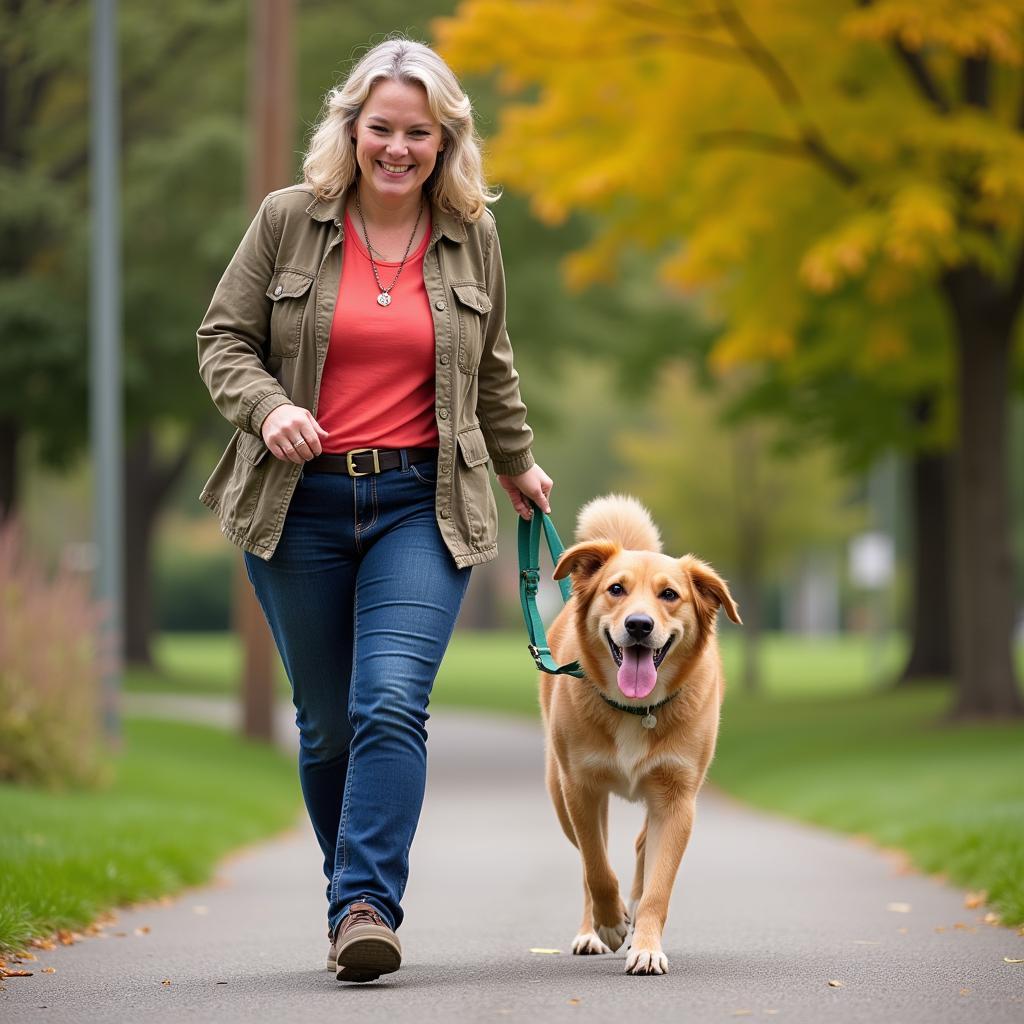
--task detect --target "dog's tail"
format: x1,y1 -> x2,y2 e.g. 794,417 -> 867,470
574,494 -> 662,552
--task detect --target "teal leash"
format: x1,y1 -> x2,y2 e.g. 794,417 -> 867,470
517,499 -> 585,678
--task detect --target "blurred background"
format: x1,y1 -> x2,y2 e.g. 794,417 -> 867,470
2,0 -> 1023,955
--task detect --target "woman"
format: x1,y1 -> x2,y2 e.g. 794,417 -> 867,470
196,38 -> 552,982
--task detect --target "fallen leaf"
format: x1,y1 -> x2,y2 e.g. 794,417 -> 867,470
827,979 -> 844,988
959,988 -> 970,996
134,927 -> 150,936
2,969 -> 33,978
18,952 -> 37,962
42,968 -> 56,974
953,923 -> 977,933
886,902 -> 911,913
216,980 -> 228,985
161,978 -> 172,986
983,913 -> 1000,926
56,930 -> 78,946
964,890 -> 987,909
1004,957 -> 1024,964
29,938 -> 56,951
567,998 -> 581,1005
528,948 -> 561,955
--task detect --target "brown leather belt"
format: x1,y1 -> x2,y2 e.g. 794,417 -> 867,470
303,447 -> 437,478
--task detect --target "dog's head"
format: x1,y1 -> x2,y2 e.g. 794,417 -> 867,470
553,542 -> 741,701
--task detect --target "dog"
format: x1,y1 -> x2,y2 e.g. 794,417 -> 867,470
539,494 -> 741,975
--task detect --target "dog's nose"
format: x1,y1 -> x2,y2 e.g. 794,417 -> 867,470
624,614 -> 654,640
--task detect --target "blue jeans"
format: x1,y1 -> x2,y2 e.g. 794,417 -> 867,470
243,451 -> 470,935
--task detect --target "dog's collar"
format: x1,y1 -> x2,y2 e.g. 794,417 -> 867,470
589,684 -> 681,729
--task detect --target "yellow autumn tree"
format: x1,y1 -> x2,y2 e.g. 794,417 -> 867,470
435,0 -> 1024,718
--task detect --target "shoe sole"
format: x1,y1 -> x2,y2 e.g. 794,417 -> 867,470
334,933 -> 402,983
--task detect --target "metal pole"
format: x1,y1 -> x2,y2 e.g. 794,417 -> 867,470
90,0 -> 123,741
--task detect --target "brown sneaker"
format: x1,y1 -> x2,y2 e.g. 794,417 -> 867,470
330,902 -> 402,982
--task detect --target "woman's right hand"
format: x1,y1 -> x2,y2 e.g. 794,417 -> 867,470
260,404 -> 330,463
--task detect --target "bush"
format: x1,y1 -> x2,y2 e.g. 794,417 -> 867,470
155,544 -> 233,632
0,521 -> 110,788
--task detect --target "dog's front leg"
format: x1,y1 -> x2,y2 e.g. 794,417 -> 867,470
626,794 -> 696,975
562,784 -> 629,954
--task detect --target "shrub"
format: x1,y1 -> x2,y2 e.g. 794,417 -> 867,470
0,521 -> 110,788
155,544 -> 233,632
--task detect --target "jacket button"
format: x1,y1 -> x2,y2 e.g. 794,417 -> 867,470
274,285 -> 283,296
435,300 -> 447,311
438,408 -> 449,419
439,354 -> 450,366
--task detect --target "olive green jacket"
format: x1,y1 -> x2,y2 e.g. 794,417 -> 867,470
197,184 -> 535,568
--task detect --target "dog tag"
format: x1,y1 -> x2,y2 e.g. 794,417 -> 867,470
641,713 -> 657,729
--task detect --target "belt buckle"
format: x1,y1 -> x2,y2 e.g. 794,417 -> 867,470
345,448 -> 380,477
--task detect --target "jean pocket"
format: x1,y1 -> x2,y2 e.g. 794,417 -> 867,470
410,461 -> 438,486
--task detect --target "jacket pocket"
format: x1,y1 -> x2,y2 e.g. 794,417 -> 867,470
266,268 -> 314,357
454,423 -> 496,546
220,430 -> 270,533
452,282 -> 491,374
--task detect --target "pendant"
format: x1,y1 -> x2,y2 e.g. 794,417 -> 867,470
641,713 -> 657,729
377,292 -> 392,307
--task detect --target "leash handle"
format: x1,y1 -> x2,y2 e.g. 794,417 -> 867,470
518,499 -> 585,678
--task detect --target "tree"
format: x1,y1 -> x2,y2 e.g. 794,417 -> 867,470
436,0 -> 1024,717
616,362 -> 862,693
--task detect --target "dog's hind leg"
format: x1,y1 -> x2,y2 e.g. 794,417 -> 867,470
628,817 -> 648,924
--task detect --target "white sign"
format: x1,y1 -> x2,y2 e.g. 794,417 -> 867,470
848,531 -> 895,590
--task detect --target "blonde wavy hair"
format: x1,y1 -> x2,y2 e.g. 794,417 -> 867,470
302,37 -> 499,222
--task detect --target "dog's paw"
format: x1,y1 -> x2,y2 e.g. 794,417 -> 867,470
625,947 -> 668,975
595,918 -> 629,953
572,931 -> 613,955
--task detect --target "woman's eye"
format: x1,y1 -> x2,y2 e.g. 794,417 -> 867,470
660,588 -> 679,601
608,583 -> 625,596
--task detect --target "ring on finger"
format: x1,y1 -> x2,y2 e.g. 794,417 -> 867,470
294,438 -> 307,446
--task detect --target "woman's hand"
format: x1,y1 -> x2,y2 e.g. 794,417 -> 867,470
260,404 -> 330,463
496,464 -> 553,520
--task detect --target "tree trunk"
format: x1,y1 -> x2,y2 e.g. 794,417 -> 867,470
0,417 -> 20,523
943,270 -> 1022,718
122,426 -> 207,668
735,431 -> 762,694
898,446 -> 954,683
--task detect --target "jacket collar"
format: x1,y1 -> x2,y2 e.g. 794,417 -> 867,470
305,187 -> 468,244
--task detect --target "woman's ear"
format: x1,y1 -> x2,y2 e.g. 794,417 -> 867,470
553,540 -> 618,583
681,556 -> 742,628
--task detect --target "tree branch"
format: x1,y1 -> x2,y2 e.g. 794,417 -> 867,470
711,1 -> 860,188
962,55 -> 990,108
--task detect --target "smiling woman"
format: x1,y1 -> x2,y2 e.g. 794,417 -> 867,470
195,36 -> 553,986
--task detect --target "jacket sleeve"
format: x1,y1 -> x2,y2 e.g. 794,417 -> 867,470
477,214 -> 535,476
197,196 -> 292,436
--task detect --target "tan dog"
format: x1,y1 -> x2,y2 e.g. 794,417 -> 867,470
540,494 -> 740,975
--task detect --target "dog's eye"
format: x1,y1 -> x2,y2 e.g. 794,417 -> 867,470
659,588 -> 680,601
607,582 -> 626,596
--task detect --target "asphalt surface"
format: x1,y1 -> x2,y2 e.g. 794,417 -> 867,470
2,703 -> 1021,1023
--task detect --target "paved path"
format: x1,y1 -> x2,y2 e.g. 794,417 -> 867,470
3,702 -> 1021,1023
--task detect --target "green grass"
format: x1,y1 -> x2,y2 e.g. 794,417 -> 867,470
712,687 -> 1024,928
94,631 -> 1024,936
0,718 -> 301,954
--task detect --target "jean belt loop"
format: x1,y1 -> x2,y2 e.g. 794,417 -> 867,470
399,448 -> 410,471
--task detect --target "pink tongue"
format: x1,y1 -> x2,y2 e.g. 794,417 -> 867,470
617,646 -> 658,699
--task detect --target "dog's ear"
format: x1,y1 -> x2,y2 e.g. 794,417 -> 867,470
682,556 -> 742,628
553,540 -> 618,583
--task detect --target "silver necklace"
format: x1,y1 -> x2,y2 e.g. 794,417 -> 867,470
353,191 -> 424,308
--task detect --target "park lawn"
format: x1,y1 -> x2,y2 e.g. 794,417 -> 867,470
711,687 -> 1024,929
0,718 -> 301,955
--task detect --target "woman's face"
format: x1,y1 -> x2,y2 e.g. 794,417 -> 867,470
352,79 -> 444,205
